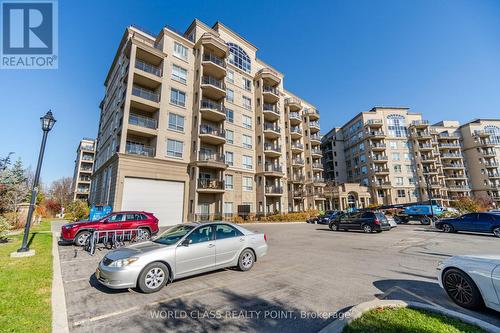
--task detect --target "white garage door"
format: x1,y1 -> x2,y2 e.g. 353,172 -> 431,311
121,177 -> 184,226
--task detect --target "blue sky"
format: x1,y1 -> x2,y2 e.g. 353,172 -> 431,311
1,0 -> 500,185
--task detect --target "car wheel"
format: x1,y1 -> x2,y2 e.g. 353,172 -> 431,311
138,262 -> 169,293
421,216 -> 432,225
442,223 -> 454,233
493,227 -> 500,238
138,228 -> 151,240
238,249 -> 255,271
362,224 -> 373,233
394,216 -> 401,224
329,223 -> 338,231
443,268 -> 483,309
74,231 -> 91,246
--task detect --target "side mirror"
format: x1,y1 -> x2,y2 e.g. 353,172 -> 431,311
181,239 -> 192,247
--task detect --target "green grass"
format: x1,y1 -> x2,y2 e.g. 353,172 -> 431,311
344,307 -> 485,333
0,219 -> 53,333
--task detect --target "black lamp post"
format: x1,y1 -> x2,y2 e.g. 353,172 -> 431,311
17,111 -> 56,253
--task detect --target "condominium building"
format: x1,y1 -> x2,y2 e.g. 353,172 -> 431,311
71,138 -> 95,201
459,119 -> 500,204
321,107 -> 473,207
90,20 -> 323,226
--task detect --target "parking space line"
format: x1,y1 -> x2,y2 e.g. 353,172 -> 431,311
60,257 -> 100,264
64,277 -> 90,284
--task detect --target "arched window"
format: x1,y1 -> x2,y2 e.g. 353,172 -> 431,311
485,125 -> 500,144
387,114 -> 407,138
227,43 -> 251,73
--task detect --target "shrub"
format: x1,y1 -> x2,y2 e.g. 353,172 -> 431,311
0,215 -> 11,240
3,211 -> 24,229
451,197 -> 490,213
65,200 -> 89,221
45,199 -> 61,217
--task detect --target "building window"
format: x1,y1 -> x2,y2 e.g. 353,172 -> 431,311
226,130 -> 234,144
392,152 -> 400,161
394,164 -> 401,173
404,153 -> 411,160
167,139 -> 183,158
389,141 -> 397,149
226,108 -> 234,123
387,114 -> 407,137
173,42 -> 188,60
225,151 -> 234,166
225,175 -> 233,190
242,96 -> 252,110
361,166 -> 367,174
226,70 -> 234,83
243,176 -> 253,191
242,155 -> 253,169
242,115 -> 252,129
224,202 -> 233,215
171,64 -> 187,84
168,113 -> 184,132
227,42 -> 251,73
397,189 -> 406,198
226,89 -> 234,102
170,88 -> 186,107
242,77 -> 252,91
396,177 -> 404,185
242,134 -> 252,149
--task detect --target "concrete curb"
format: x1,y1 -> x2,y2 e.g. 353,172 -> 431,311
318,299 -> 500,333
52,231 -> 69,333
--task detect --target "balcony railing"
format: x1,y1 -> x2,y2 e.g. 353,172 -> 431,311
292,174 -> 305,182
310,134 -> 321,141
311,148 -> 322,154
76,188 -> 89,194
374,167 -> 390,173
263,103 -> 279,114
200,99 -> 224,112
289,112 -> 301,120
370,143 -> 387,149
125,142 -> 155,157
81,145 -> 95,151
309,121 -> 320,129
366,119 -> 383,125
132,85 -> 159,102
443,163 -> 464,168
439,143 -> 460,148
264,164 -> 283,173
292,158 -> 305,165
129,113 -> 157,129
198,153 -> 225,163
202,75 -> 225,90
135,59 -> 162,77
448,185 -> 470,190
291,143 -> 304,150
482,150 -> 497,156
312,163 -> 323,169
372,155 -> 388,161
485,162 -> 499,167
411,120 -> 430,126
203,53 -> 226,68
265,186 -> 283,194
441,153 -> 463,158
79,177 -> 91,182
200,125 -> 225,137
313,177 -> 325,183
291,127 -> 302,134
264,123 -> 281,133
285,97 -> 301,107
264,144 -> 281,152
198,179 -> 224,190
263,85 -> 279,95
293,190 -> 305,197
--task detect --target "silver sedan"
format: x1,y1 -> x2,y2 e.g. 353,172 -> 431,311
96,222 -> 268,293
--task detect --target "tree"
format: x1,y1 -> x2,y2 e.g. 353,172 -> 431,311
0,158 -> 29,212
49,177 -> 73,208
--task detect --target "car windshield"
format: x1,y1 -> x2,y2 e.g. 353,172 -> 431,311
153,225 -> 195,245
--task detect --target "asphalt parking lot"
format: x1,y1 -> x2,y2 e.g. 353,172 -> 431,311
55,222 -> 500,333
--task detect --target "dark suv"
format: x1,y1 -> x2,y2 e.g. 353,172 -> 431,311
329,211 -> 391,233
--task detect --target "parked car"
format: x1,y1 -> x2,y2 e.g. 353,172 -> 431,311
437,255 -> 500,311
317,211 -> 340,225
60,211 -> 159,246
435,212 -> 500,237
329,211 -> 391,233
96,222 -> 268,293
386,216 -> 398,228
307,211 -> 335,224
489,209 -> 500,215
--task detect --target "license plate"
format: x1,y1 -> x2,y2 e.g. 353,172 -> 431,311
95,268 -> 100,279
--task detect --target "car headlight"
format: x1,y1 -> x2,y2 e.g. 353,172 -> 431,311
64,225 -> 76,229
108,257 -> 139,267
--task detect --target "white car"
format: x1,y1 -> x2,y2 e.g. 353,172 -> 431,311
437,255 -> 500,311
386,216 -> 397,228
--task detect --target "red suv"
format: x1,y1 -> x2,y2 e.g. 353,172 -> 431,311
60,211 -> 159,246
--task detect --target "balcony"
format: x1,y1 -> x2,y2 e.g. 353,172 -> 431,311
263,164 -> 284,177
135,59 -> 162,77
293,190 -> 305,198
376,181 -> 392,188
291,174 -> 305,183
366,131 -> 385,139
438,143 -> 460,148
262,85 -> 280,103
444,174 -> 467,179
484,162 -> 499,168
76,188 -> 90,194
263,144 -> 281,157
196,152 -> 227,169
365,119 -> 383,127
374,167 -> 390,175
289,112 -> 301,125
413,131 -> 432,140
474,130 -> 490,138
418,143 -> 433,151
200,99 -> 226,122
309,134 -> 321,144
197,179 -> 225,193
80,167 -> 93,173
201,75 -> 226,99
372,155 -> 388,162
285,97 -> 302,111
292,158 -> 305,167
263,123 -> 281,139
125,142 -> 155,157
312,162 -> 323,170
132,85 -> 159,105
438,133 -> 460,140
423,168 -> 439,174
202,53 -> 226,77
482,150 -> 497,157
442,163 -> 464,169
78,177 -> 91,183
265,185 -> 283,196
312,177 -> 325,185
305,108 -> 320,120
479,139 -> 497,147
128,113 -> 157,129
199,125 -> 226,145
258,68 -> 281,85
311,148 -> 322,157
290,127 -> 303,139
309,121 -> 320,132
81,144 -> 95,152
440,153 -> 462,159
411,120 -> 429,128
263,103 -> 280,121
291,143 -> 304,153
448,185 -> 470,191
370,143 -> 386,151
488,172 -> 500,179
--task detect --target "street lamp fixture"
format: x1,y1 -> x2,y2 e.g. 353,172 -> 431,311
16,110 -> 56,255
